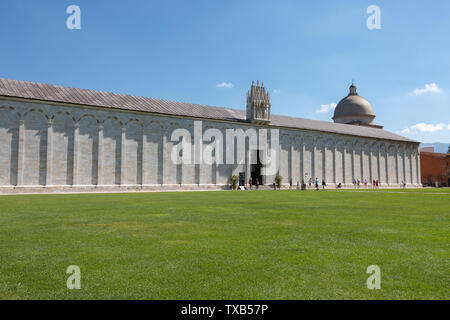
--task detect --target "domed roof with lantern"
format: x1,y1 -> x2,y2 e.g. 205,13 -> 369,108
333,83 -> 382,129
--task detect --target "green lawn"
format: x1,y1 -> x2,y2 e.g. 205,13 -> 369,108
0,189 -> 448,300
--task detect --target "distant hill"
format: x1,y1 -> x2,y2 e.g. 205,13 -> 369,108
420,142 -> 449,153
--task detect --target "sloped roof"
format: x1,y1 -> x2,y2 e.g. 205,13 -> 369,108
0,78 -> 417,143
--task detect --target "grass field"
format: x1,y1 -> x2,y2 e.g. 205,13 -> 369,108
0,189 -> 448,300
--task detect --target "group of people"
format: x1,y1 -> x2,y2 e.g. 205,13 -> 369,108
248,178 -> 259,190
289,178 -> 327,191
248,177 -> 399,190
352,178 -> 381,189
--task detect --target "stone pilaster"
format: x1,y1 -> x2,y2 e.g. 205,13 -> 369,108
299,138 -> 304,181
416,151 -> 421,185
289,137 -> 294,183
16,119 -> 25,186
141,126 -> 147,185
404,149 -> 407,183
97,124 -> 104,186
72,122 -> 80,186
161,126 -> 168,186
360,146 -> 364,182
245,137 -> 251,186
395,146 -> 399,184
45,119 -> 53,186
385,144 -> 390,185
351,143 -> 355,182
409,150 -> 413,184
376,144 -> 381,183
402,150 -> 406,184
341,142 -> 346,185
311,140 -> 315,180
120,126 -> 126,185
331,142 -> 337,184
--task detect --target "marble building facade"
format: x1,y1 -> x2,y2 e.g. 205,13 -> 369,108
0,78 -> 421,193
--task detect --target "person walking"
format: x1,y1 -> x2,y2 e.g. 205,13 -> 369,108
315,178 -> 319,191
255,178 -> 259,190
364,179 -> 368,188
357,179 -> 360,189
353,179 -> 357,189
322,180 -> 326,190
249,178 -> 252,190
289,178 -> 293,189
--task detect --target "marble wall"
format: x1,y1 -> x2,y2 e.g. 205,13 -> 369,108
0,98 -> 421,193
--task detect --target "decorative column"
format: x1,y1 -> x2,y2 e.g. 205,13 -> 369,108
16,119 -> 25,186
376,144 -> 381,183
410,149 -> 413,184
194,122 -> 203,186
215,136 -> 221,186
416,151 -> 421,185
311,139 -> 315,180
320,140 -> 325,182
385,144 -> 390,185
360,145 -> 364,182
214,126 -> 224,186
368,146 -> 372,183
402,149 -> 407,183
351,142 -> 355,182
395,146 -> 399,184
161,125 -> 168,186
341,142 -> 346,185
246,136 -> 251,186
290,137 -> 294,184
120,126 -> 126,185
332,141 -> 336,185
45,119 -> 53,186
97,124 -> 104,186
141,126 -> 146,185
72,122 -> 80,186
299,138 -> 304,181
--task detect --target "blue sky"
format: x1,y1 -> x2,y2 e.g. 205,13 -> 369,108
1,0 -> 449,143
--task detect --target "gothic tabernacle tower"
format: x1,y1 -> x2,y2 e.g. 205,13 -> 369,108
246,80 -> 271,125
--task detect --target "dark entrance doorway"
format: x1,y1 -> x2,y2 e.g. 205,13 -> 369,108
251,150 -> 263,185
239,172 -> 246,187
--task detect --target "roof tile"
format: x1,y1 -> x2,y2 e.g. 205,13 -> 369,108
0,78 -> 417,143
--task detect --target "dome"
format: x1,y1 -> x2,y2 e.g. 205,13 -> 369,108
333,84 -> 375,125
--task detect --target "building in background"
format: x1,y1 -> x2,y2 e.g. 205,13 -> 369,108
420,147 -> 450,187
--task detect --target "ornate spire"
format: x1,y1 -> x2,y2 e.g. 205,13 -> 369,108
349,82 -> 358,96
246,80 -> 271,124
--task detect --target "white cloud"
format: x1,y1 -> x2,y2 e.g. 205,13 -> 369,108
316,103 -> 337,113
413,83 -> 442,95
401,123 -> 450,134
273,89 -> 281,94
216,82 -> 234,88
